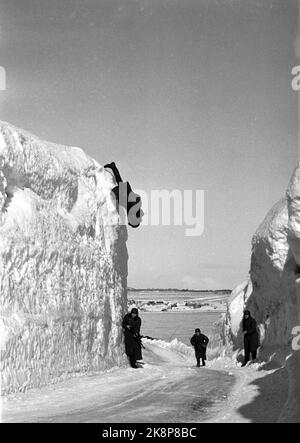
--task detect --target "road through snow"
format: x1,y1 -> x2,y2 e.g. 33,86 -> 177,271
1,341 -> 235,423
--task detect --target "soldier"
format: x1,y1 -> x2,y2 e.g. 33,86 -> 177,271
242,310 -> 259,366
122,308 -> 143,368
190,328 -> 209,367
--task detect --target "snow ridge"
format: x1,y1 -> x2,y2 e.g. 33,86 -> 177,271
221,165 -> 300,422
0,121 -> 128,394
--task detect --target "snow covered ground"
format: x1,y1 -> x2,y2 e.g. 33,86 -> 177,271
1,120 -> 297,422
1,340 -> 232,423
1,339 -> 288,423
128,290 -> 229,313
208,357 -> 288,423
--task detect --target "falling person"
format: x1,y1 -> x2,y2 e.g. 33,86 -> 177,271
190,328 -> 209,367
104,162 -> 143,228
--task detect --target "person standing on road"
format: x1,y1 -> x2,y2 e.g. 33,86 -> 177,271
122,308 -> 143,368
242,310 -> 259,367
190,328 -> 209,367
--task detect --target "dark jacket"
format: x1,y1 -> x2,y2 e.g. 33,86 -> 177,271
190,333 -> 209,359
112,182 -> 143,228
242,316 -> 259,352
122,313 -> 142,360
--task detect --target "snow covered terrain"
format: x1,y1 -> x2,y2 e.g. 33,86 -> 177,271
1,119 -> 300,422
0,121 -> 128,395
222,164 -> 300,422
2,341 -> 235,423
128,290 -> 229,313
1,338 -> 289,423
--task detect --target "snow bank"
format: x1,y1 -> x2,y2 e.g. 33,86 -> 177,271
0,121 -> 128,394
142,336 -> 224,365
143,338 -> 195,362
221,165 -> 300,421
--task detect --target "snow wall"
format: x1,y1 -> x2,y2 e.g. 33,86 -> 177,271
221,165 -> 300,422
0,121 -> 128,395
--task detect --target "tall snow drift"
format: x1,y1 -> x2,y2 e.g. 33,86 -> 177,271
0,121 -> 128,394
222,164 -> 300,422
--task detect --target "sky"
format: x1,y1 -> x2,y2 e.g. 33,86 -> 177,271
0,0 -> 298,289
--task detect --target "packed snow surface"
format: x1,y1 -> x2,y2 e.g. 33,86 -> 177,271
2,338 -> 289,423
222,165 -> 300,422
1,340 -> 235,423
0,121 -> 128,394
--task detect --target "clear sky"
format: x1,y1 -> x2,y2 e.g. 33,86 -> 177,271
0,0 -> 298,289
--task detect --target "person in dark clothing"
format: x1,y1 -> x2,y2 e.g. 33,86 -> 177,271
122,308 -> 143,368
190,328 -> 209,367
242,310 -> 259,367
104,162 -> 143,228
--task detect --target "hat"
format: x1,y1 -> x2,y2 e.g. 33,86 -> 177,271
195,328 -> 201,333
131,308 -> 138,315
244,310 -> 250,316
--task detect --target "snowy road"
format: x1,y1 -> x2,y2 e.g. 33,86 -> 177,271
1,341 -> 234,423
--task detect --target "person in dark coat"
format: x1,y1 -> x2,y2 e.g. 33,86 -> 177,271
104,162 -> 143,228
122,308 -> 143,368
242,310 -> 259,367
190,328 -> 209,367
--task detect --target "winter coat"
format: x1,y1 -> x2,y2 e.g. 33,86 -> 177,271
190,333 -> 209,359
111,182 -> 143,228
242,316 -> 259,352
122,313 -> 142,360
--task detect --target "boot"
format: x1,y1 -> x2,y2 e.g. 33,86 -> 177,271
104,162 -> 123,184
242,353 -> 250,367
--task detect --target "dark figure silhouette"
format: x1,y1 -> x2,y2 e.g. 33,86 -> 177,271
122,308 -> 142,368
190,328 -> 209,367
242,310 -> 259,367
104,162 -> 143,228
